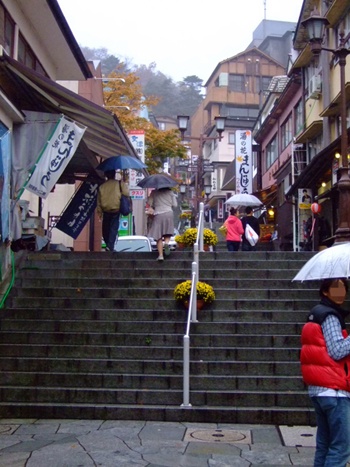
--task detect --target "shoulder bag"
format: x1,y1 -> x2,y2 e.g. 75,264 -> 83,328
119,182 -> 132,216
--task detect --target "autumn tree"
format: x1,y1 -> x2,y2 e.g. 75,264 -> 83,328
103,68 -> 187,173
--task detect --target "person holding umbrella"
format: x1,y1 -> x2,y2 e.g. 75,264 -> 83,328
138,173 -> 178,261
300,278 -> 350,466
97,170 -> 129,252
147,186 -> 177,261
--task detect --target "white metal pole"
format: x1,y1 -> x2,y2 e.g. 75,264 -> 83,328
181,335 -> 191,407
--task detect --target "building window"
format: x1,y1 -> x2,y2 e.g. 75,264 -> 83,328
256,76 -> 272,93
294,100 -> 303,135
281,115 -> 292,150
228,132 -> 235,145
4,8 -> 15,56
266,135 -> 278,169
307,134 -> 323,161
228,74 -> 245,92
17,33 -> 46,75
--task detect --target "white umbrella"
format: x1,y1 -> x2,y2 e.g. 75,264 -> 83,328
292,242 -> 350,282
225,193 -> 263,207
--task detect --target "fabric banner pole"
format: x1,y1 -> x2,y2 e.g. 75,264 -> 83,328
15,118 -> 61,202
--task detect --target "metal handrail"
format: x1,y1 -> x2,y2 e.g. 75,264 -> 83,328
181,203 -> 204,407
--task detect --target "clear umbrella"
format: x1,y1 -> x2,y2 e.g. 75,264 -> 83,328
225,193 -> 263,207
292,242 -> 350,282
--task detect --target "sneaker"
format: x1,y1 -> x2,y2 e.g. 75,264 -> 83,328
164,244 -> 170,256
157,255 -> 164,261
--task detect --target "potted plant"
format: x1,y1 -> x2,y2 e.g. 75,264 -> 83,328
182,228 -> 218,248
174,234 -> 185,249
203,228 -> 218,246
179,211 -> 192,220
174,280 -> 215,309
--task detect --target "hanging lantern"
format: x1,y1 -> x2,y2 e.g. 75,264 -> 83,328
311,202 -> 322,214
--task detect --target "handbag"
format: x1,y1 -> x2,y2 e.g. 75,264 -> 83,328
119,182 -> 132,216
245,223 -> 259,246
219,225 -> 227,236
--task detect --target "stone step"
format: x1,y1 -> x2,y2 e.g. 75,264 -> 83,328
0,359 -> 301,376
18,267 -> 313,281
0,332 -> 303,347
6,296 -> 317,310
0,384 -> 310,406
0,372 -> 305,391
15,276 -> 319,290
10,286 -> 319,301
0,402 -> 315,425
0,308 -> 311,322
0,320 -> 304,334
0,339 -> 300,363
21,258 -> 311,271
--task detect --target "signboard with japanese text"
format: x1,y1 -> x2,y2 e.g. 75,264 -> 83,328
128,130 -> 145,189
235,130 -> 252,194
26,116 -> 86,199
55,180 -> 99,239
217,199 -> 224,219
130,189 -> 145,200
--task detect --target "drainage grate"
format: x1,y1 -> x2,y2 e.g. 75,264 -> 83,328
184,428 -> 251,444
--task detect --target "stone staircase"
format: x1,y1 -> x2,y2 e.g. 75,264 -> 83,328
0,249 -> 318,425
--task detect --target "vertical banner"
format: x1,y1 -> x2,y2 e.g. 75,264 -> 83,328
55,181 -> 99,239
235,130 -> 252,194
26,116 -> 86,199
128,130 -> 145,190
0,130 -> 10,242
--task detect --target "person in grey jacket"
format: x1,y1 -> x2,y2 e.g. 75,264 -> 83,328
147,188 -> 177,261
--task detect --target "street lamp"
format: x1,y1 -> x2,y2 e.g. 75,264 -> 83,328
177,115 -> 226,213
302,8 -> 350,243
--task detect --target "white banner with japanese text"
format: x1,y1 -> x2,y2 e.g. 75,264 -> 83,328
235,130 -> 252,194
128,130 -> 145,190
26,116 -> 86,199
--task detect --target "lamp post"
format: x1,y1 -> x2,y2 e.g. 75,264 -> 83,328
302,8 -> 350,243
177,115 -> 226,214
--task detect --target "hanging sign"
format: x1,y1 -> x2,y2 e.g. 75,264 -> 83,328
235,130 -> 252,194
55,180 -> 99,239
26,116 -> 86,199
128,130 -> 145,189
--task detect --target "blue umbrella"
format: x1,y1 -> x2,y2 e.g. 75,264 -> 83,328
97,155 -> 146,171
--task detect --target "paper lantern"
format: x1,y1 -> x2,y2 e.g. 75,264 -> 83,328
311,202 -> 322,214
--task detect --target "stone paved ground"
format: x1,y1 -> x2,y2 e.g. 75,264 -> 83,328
0,419 -> 320,466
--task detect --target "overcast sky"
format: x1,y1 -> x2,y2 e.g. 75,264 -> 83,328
58,0 -> 304,83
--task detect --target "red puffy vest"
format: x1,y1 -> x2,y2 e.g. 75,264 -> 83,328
301,322 -> 350,391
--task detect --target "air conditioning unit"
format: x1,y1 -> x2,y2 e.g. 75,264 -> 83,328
309,75 -> 322,99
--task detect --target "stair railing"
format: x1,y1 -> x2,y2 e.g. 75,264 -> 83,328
181,203 -> 204,407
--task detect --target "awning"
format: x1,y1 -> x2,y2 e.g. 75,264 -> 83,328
0,54 -> 139,182
294,120 -> 323,144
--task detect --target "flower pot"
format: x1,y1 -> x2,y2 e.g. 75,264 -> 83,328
177,242 -> 185,250
203,244 -> 210,251
183,299 -> 205,311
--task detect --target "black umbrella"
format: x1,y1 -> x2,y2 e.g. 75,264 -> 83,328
137,173 -> 178,189
97,155 -> 146,171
